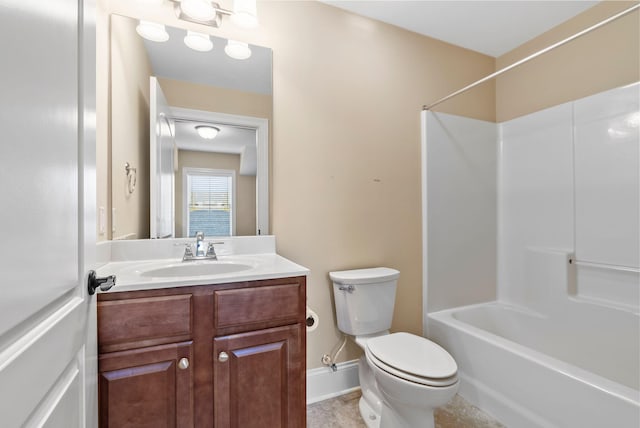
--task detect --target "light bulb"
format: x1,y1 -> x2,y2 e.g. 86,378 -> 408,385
184,31 -> 213,52
136,20 -> 169,42
225,40 -> 251,60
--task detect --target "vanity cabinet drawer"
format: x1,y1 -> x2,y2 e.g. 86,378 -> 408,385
98,294 -> 193,352
214,281 -> 303,333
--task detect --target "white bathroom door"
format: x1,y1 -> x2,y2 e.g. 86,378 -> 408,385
0,0 -> 97,426
150,76 -> 176,239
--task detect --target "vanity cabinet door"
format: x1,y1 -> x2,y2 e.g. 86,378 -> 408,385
213,324 -> 305,428
99,341 -> 194,428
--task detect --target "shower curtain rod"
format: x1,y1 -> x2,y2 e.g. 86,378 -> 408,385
422,3 -> 640,111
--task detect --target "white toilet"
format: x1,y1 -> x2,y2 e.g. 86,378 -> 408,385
330,267 -> 458,428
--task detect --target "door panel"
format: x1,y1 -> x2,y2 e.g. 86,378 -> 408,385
213,324 -> 304,428
26,355 -> 82,428
99,342 -> 194,428
0,299 -> 85,427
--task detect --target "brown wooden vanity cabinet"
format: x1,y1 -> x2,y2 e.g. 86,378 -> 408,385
97,276 -> 306,428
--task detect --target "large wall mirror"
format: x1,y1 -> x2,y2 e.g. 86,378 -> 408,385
110,14 -> 272,240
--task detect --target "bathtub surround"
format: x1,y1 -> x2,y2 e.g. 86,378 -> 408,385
422,113 -> 498,312
498,83 -> 639,310
424,83 -> 640,427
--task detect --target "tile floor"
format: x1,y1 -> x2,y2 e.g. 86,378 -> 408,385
307,391 -> 505,428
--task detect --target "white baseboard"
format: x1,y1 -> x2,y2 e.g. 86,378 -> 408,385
306,360 -> 360,404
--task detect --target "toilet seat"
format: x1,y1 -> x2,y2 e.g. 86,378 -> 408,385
365,332 -> 458,387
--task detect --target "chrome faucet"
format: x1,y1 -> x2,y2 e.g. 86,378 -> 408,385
182,232 -> 222,261
195,231 -> 206,257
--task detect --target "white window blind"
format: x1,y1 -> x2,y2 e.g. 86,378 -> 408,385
185,169 -> 234,237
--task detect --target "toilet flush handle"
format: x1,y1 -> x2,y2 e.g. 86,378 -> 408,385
338,285 -> 355,293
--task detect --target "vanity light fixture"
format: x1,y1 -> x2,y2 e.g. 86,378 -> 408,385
169,0 -> 258,29
196,125 -> 220,139
184,31 -> 213,52
224,39 -> 251,60
136,20 -> 170,42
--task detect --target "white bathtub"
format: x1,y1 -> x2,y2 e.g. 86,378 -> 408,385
428,301 -> 640,428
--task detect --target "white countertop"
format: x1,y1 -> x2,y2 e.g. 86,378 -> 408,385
96,253 -> 309,293
95,236 -> 309,293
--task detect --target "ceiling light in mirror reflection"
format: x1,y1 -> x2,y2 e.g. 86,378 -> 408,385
196,125 -> 221,139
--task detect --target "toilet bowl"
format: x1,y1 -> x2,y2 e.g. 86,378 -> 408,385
330,268 -> 459,428
365,332 -> 458,428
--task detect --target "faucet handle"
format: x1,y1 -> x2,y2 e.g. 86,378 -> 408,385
182,243 -> 194,261
206,242 -> 218,258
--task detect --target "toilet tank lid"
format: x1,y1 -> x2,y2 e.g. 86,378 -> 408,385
329,267 -> 399,285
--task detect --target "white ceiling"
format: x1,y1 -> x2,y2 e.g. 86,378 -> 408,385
322,1 -> 599,57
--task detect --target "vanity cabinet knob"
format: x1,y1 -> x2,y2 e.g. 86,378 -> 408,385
218,352 -> 229,363
178,358 -> 189,370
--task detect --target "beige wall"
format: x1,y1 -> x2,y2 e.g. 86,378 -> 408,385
100,0 -> 496,369
175,150 -> 257,237
109,14 -> 152,239
159,77 -> 273,119
496,1 -> 639,122
96,0 -> 109,241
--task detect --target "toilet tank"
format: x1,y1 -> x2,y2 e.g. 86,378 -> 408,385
330,267 -> 400,336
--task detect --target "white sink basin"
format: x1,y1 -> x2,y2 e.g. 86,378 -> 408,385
140,262 -> 253,278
